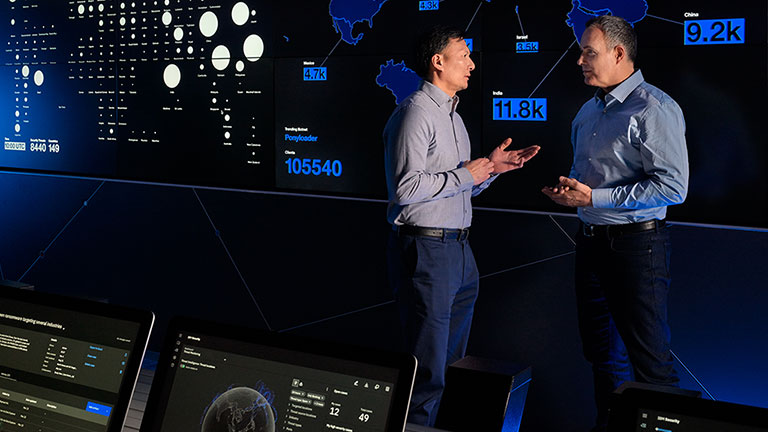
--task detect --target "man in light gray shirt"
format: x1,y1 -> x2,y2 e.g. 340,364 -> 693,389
384,25 -> 539,426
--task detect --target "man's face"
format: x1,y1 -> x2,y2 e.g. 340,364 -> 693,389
436,37 -> 475,95
577,27 -> 619,90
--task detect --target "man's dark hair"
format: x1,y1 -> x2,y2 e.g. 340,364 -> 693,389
413,25 -> 466,79
586,15 -> 638,64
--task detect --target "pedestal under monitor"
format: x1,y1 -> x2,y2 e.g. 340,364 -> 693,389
434,356 -> 532,432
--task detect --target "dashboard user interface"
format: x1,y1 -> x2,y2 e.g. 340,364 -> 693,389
146,328 -> 407,432
634,408 -> 768,432
0,292 -> 152,432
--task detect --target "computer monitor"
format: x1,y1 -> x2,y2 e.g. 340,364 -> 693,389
0,286 -> 154,432
608,387 -> 768,432
139,316 -> 417,432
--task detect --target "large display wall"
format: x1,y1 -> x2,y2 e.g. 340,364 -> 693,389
2,0 -> 766,228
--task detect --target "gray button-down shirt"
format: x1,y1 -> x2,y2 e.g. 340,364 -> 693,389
571,70 -> 689,225
384,80 -> 495,229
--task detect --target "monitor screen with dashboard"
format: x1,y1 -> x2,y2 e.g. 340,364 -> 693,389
2,0 -> 766,229
0,285 -> 154,432
139,316 -> 417,432
608,387 -> 768,432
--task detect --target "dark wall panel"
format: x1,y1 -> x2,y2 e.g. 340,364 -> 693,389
0,172 -> 766,431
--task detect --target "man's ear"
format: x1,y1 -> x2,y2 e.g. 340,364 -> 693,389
614,44 -> 626,64
431,53 -> 443,72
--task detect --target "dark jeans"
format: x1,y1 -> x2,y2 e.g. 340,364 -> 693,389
387,229 -> 479,427
575,223 -> 679,430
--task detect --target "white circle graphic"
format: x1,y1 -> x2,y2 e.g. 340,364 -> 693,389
78,5 -> 85,14
34,70 -> 44,86
224,114 -> 231,121
162,12 -> 172,26
15,124 -> 20,133
99,4 -> 104,12
120,17 -> 126,26
224,131 -> 230,139
15,111 -> 20,118
173,27 -> 183,41
235,60 -> 244,72
199,11 -> 218,38
21,65 -> 29,77
243,34 -> 263,62
211,45 -> 230,70
11,18 -> 15,25
187,46 -> 193,54
231,2 -> 249,26
163,63 -> 181,88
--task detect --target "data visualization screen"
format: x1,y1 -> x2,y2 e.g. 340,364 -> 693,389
156,335 -> 396,432
2,0 -> 275,188
0,294 -> 151,432
141,319 -> 415,432
2,0 -> 767,227
634,408 -> 768,432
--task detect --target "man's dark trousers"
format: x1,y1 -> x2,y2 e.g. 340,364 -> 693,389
575,222 -> 679,430
387,229 -> 479,427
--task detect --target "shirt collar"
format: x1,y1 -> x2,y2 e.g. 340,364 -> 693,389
594,69 -> 644,105
420,80 -> 460,112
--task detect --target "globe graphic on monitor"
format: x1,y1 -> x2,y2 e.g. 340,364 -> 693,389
201,387 -> 275,432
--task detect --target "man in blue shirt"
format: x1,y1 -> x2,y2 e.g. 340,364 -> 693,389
384,26 -> 539,426
542,15 -> 689,432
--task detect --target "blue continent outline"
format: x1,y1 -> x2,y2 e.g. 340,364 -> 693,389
566,0 -> 649,42
329,0 -> 390,45
376,60 -> 421,105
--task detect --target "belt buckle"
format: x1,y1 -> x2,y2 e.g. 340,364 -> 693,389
582,223 -> 596,238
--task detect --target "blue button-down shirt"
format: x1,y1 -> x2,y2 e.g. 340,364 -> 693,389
571,70 -> 689,225
384,80 -> 495,229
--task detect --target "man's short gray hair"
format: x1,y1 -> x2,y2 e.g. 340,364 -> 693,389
586,15 -> 638,64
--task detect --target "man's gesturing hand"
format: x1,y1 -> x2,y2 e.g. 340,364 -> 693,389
489,138 -> 541,174
541,176 -> 593,207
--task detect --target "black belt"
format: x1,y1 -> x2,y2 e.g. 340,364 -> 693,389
397,225 -> 470,241
581,219 -> 665,238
